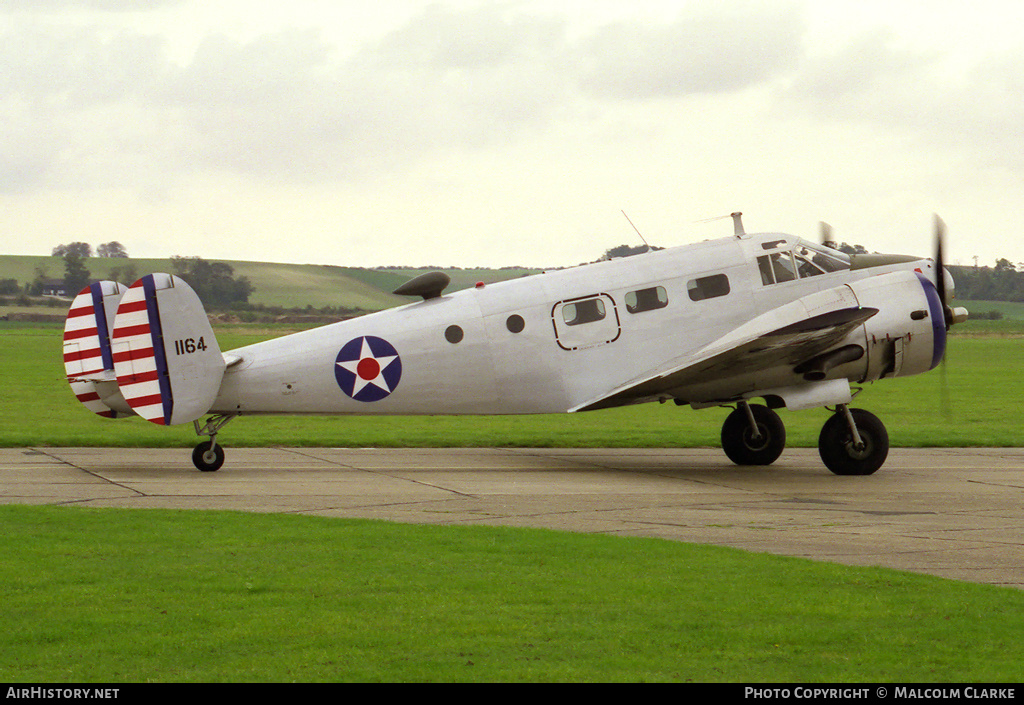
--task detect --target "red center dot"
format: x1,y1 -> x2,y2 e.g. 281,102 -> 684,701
356,357 -> 380,380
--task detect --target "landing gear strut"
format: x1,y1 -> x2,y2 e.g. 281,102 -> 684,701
721,402 -> 786,466
818,406 -> 889,475
191,413 -> 236,472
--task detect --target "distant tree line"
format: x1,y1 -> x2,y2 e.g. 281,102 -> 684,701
825,242 -> 1024,303
24,240 -> 132,298
948,261 -> 1024,302
12,242 -> 255,309
170,256 -> 254,308
52,241 -> 128,259
602,243 -> 665,259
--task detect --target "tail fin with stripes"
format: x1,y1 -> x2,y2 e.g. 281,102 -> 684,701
63,281 -> 134,418
110,273 -> 225,425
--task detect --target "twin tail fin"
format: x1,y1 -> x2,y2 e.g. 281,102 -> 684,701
63,274 -> 226,425
63,280 -> 132,418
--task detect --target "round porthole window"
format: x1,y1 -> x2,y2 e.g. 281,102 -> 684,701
445,325 -> 464,344
506,315 -> 525,333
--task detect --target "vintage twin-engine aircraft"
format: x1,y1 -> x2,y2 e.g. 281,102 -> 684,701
63,213 -> 967,475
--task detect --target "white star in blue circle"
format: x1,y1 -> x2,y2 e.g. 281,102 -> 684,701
334,336 -> 402,402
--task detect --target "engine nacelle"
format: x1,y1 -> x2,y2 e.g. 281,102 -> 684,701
846,270 -> 946,382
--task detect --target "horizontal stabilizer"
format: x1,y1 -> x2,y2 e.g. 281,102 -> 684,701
112,274 -> 225,425
63,281 -> 134,418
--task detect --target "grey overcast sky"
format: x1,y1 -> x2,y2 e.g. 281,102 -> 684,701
2,0 -> 1022,268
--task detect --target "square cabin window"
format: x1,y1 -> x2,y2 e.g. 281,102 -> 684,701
562,297 -> 606,326
687,274 -> 730,301
626,286 -> 668,314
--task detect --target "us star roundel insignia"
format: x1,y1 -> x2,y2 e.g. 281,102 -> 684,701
334,336 -> 402,402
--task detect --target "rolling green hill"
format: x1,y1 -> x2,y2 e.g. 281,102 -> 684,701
0,255 -> 540,313
5,252 -> 1021,336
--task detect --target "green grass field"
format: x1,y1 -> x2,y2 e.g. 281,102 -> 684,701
3,504 -> 1023,683
4,323 -> 1021,449
3,304 -> 1022,682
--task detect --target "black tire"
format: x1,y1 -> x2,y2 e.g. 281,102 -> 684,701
818,408 -> 889,476
192,441 -> 225,472
721,404 -> 786,466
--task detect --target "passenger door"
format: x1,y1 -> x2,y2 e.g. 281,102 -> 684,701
551,294 -> 621,351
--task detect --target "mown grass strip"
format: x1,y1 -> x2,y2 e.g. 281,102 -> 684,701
2,505 -> 1023,682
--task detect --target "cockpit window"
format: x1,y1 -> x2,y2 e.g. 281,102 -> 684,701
757,252 -> 797,285
798,243 -> 851,273
794,251 -> 826,278
759,242 -> 851,286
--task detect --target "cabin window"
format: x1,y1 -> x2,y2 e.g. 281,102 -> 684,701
552,294 -> 621,351
687,274 -> 730,301
626,286 -> 668,314
445,325 -> 464,344
562,298 -> 606,326
506,314 -> 525,333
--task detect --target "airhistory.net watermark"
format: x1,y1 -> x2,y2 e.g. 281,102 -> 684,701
6,689 -> 119,700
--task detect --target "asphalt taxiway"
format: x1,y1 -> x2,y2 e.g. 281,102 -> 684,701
3,446 -> 1023,589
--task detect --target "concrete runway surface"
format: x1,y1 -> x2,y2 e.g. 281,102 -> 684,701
3,446 -> 1023,589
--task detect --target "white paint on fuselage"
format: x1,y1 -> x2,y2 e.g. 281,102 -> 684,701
211,233 -> 933,417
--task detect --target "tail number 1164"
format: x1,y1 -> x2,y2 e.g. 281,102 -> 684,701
173,337 -> 208,355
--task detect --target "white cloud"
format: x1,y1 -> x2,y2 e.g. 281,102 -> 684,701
0,1 -> 1023,269
576,3 -> 804,98
0,2 -> 814,192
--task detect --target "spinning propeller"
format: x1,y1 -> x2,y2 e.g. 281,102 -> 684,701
818,214 -> 966,416
930,214 -> 952,417
933,214 -> 951,328
931,214 -> 969,330
930,214 -> 972,417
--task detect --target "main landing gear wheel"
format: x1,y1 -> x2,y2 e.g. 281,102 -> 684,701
818,407 -> 889,476
192,440 -> 225,472
721,403 -> 786,466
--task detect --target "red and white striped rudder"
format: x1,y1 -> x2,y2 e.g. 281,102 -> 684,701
111,273 -> 226,425
63,281 -> 134,418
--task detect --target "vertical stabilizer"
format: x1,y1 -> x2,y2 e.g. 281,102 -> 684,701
63,281 -> 134,418
111,274 -> 225,425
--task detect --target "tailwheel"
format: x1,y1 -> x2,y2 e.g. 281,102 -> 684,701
191,413 -> 236,472
192,440 -> 225,472
721,402 -> 786,466
818,407 -> 889,476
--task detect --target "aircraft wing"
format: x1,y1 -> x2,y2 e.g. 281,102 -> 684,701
570,293 -> 878,413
